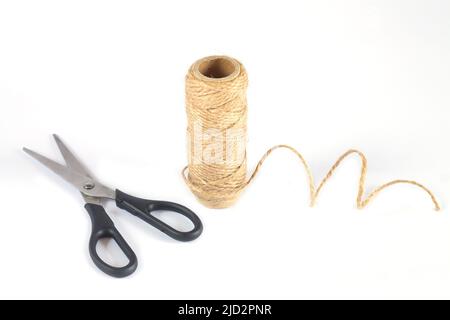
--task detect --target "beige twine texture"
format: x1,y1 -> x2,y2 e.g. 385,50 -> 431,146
183,56 -> 440,211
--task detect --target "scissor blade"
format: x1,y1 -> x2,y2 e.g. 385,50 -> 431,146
23,147 -> 90,191
53,134 -> 94,179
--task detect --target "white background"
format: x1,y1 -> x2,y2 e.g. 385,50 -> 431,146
0,0 -> 449,300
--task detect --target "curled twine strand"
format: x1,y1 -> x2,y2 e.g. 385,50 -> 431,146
183,56 -> 440,210
241,146 -> 440,210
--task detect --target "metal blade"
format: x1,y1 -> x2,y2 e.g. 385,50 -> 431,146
23,147 -> 90,191
23,146 -> 116,201
53,134 -> 94,179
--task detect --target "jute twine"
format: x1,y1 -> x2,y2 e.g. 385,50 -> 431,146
183,56 -> 440,211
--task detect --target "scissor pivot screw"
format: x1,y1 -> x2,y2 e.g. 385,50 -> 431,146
83,182 -> 95,190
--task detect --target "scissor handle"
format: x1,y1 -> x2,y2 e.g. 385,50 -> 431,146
115,189 -> 203,242
85,203 -> 138,278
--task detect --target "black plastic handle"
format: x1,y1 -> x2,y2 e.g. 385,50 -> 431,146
85,203 -> 138,278
115,189 -> 203,242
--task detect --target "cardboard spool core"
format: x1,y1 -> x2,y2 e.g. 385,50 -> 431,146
193,56 -> 240,82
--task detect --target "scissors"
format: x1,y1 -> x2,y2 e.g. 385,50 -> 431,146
23,134 -> 203,278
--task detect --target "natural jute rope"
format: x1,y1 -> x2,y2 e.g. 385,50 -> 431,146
183,55 -> 440,211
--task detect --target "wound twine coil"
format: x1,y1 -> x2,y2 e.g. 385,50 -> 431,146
183,55 -> 440,211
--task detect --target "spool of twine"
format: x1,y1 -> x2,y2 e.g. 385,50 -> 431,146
183,55 -> 440,211
184,56 -> 248,208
